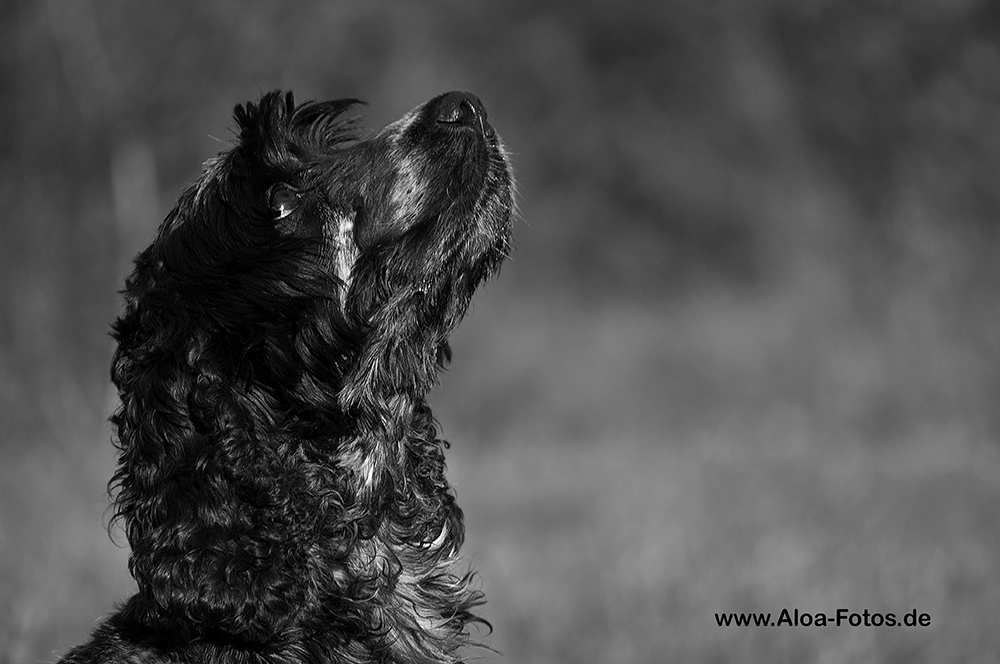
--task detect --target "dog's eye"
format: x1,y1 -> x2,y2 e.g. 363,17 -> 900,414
268,184 -> 299,220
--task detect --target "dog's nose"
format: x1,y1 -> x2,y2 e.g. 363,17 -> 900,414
433,91 -> 491,137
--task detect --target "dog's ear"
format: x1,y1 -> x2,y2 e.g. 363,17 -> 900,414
109,245 -> 314,643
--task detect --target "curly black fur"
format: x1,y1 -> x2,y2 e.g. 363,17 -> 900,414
59,90 -> 513,664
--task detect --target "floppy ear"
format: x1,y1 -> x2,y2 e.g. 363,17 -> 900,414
108,216 -> 313,643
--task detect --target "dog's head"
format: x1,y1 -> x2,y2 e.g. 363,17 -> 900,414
117,90 -> 513,425
109,91 -> 512,644
233,90 -> 512,317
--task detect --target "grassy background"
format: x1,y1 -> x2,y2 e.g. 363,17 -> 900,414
3,1 -> 1000,661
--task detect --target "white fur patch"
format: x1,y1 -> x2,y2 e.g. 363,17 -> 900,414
334,211 -> 356,302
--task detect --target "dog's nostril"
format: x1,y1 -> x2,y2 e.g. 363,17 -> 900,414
434,91 -> 488,133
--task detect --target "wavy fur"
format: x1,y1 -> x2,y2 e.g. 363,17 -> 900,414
60,90 -> 513,664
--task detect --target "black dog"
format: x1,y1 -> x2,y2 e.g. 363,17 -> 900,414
60,90 -> 513,663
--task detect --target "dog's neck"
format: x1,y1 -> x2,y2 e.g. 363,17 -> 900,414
335,290 -> 450,494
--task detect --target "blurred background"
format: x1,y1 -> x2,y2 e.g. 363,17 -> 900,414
3,1 -> 1000,661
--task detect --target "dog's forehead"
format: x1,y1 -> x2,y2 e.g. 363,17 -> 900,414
381,102 -> 426,135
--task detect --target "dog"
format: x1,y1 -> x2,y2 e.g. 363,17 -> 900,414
59,90 -> 513,664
